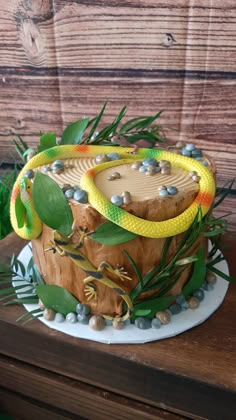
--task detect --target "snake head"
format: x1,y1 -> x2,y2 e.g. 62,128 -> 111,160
20,176 -> 33,199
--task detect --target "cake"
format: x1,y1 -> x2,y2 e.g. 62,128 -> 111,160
8,107 -> 231,336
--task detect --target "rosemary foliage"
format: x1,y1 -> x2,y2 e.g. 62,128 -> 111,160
127,182 -> 235,316
14,103 -> 166,160
0,252 -> 44,323
0,165 -> 18,239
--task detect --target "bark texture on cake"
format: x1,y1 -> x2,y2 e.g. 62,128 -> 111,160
32,188 -> 204,317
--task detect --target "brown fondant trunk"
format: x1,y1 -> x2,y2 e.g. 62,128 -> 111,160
32,189 -> 205,316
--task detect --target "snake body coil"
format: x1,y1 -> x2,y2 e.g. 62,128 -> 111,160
10,145 -> 216,240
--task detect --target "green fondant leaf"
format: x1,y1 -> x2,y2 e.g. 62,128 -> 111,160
132,295 -> 173,320
91,221 -> 138,245
61,118 -> 90,145
15,193 -> 26,229
36,284 -> 79,316
37,132 -> 57,152
183,247 -> 206,297
133,309 -> 152,317
33,172 -> 73,236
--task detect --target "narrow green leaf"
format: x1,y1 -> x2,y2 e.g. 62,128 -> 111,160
16,308 -> 42,323
37,132 -> 57,152
61,118 -> 90,145
0,284 -> 30,296
87,101 -> 107,139
124,250 -> 143,288
183,247 -> 206,297
175,255 -> 198,266
15,192 -> 26,229
4,297 -> 39,305
201,227 -> 227,237
33,172 -> 73,236
214,179 -> 234,207
91,221 -> 138,245
36,284 -> 79,316
208,265 -> 236,283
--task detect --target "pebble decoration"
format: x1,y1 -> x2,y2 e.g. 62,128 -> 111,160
41,263 -> 217,332
179,143 -> 210,168
159,185 -> 178,197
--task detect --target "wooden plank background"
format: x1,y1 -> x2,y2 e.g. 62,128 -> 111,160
0,0 -> 235,229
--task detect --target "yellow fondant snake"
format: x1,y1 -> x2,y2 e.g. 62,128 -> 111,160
10,144 -> 216,240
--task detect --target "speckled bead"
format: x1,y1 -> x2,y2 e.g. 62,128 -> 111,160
142,158 -> 158,167
191,148 -> 203,158
155,311 -> 171,325
131,161 -> 142,170
181,148 -> 191,157
193,289 -> 205,302
202,281 -> 214,291
24,169 -> 35,179
169,303 -> 182,315
159,160 -> 171,168
73,189 -> 88,203
55,313 -> 65,323
95,154 -> 109,164
111,195 -> 123,206
107,152 -> 121,161
189,171 -> 197,178
139,165 -> 147,173
159,189 -> 169,198
188,296 -> 200,309
51,160 -> 65,174
151,318 -> 161,329
43,166 -> 52,173
89,315 -> 105,331
146,165 -> 156,176
185,143 -> 196,152
192,175 -> 201,183
66,312 -> 77,323
134,317 -> 152,329
65,188 -> 75,199
111,171 -> 121,179
77,314 -> 91,324
206,271 -> 217,284
175,141 -> 185,149
161,167 -> 171,175
122,191 -> 132,205
76,303 -> 91,316
43,308 -> 56,321
175,294 -> 186,305
112,319 -> 125,330
61,183 -> 72,193
158,185 -> 167,191
181,301 -> 189,310
167,186 -> 178,196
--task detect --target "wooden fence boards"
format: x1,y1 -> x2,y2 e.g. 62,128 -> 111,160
0,0 -> 235,228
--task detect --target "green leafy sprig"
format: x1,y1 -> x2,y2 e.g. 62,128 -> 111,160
0,252 -> 80,323
0,165 -> 18,239
14,103 -> 166,159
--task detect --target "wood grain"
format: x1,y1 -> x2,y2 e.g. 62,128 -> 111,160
0,355 -> 181,420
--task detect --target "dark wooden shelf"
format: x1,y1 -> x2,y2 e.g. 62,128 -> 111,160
0,232 -> 236,419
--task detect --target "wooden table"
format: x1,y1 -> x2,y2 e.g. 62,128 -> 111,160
0,233 -> 235,420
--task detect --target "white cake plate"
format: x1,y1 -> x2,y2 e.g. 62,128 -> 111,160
14,243 -> 229,344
